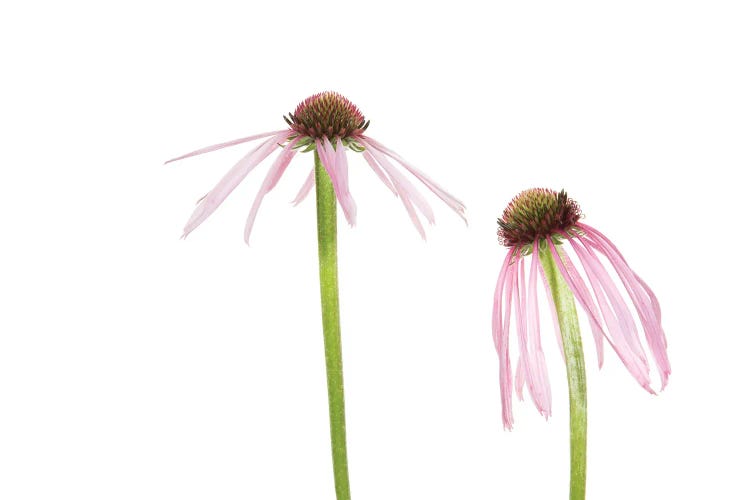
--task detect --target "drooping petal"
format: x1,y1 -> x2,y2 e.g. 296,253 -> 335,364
364,150 -> 425,239
493,250 -> 515,430
579,227 -> 670,389
527,242 -> 552,417
537,261 -> 564,356
547,238 -> 655,392
361,149 -> 398,196
366,147 -> 435,225
360,136 -> 467,223
165,130 -> 288,164
512,258 -> 531,411
547,240 -> 607,362
315,138 -> 357,226
334,138 -> 358,225
569,236 -> 647,365
181,132 -> 287,238
243,138 -> 299,244
291,168 -> 315,206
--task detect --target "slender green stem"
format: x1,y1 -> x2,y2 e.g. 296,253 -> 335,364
314,151 -> 351,500
539,245 -> 587,500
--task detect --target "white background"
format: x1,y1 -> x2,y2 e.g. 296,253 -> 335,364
1,1 -> 748,498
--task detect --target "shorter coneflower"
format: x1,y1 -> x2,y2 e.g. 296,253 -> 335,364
492,188 -> 670,499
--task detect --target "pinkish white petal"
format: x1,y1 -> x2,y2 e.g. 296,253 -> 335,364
526,242 -> 552,417
291,168 -> 315,206
579,228 -> 670,389
548,242 -> 607,364
493,250 -> 515,430
361,149 -> 398,196
364,150 -> 426,239
569,236 -> 647,366
360,136 -> 467,223
182,132 -> 286,238
165,130 -> 288,164
243,139 -> 299,244
537,262 -> 564,356
334,138 -> 358,226
366,148 -> 436,225
315,138 -> 357,226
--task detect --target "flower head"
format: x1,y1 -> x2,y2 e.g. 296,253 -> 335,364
166,91 -> 466,242
492,188 -> 670,429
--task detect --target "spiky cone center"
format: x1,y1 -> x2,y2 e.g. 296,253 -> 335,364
498,188 -> 582,251
285,92 -> 370,146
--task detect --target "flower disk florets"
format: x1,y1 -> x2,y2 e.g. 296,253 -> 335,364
284,91 -> 370,142
497,188 -> 582,248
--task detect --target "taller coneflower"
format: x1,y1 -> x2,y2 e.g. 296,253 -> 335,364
167,92 -> 465,500
492,188 -> 670,499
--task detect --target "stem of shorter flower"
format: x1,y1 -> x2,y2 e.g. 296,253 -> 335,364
314,151 -> 352,500
539,245 -> 587,500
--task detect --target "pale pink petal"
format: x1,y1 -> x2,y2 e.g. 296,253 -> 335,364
364,150 -> 426,239
515,354 -> 526,400
512,259 -> 531,414
291,168 -> 315,206
165,129 -> 288,164
537,262 -> 564,356
366,148 -> 436,224
547,240 -> 653,390
493,250 -> 515,430
181,132 -> 286,238
361,149 -> 398,196
315,138 -> 357,226
243,139 -> 299,244
580,229 -> 670,389
334,138 -> 358,226
361,136 -> 467,223
548,242 -> 607,363
526,242 -> 552,417
569,236 -> 647,365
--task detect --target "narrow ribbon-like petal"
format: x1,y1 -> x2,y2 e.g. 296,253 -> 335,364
364,150 -> 426,239
243,138 -> 299,244
578,226 -> 670,388
569,236 -> 648,366
315,138 -> 357,226
291,168 -> 315,206
549,241 -> 607,364
527,242 -> 552,417
165,129 -> 288,164
361,149 -> 398,196
493,250 -> 516,429
547,237 -> 653,392
181,132 -> 287,238
360,136 -> 467,223
366,148 -> 436,228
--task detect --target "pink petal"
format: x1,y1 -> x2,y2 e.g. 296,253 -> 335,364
181,132 -> 286,238
360,136 -> 467,223
526,242 -> 552,417
493,250 -> 515,430
537,261 -> 564,357
365,148 -> 436,224
291,168 -> 315,206
361,149 -> 398,196
569,237 -> 647,365
579,228 -> 670,389
165,129 -> 288,164
315,138 -> 357,226
364,150 -> 426,239
334,138 -> 358,226
243,138 -> 299,244
548,241 -> 607,364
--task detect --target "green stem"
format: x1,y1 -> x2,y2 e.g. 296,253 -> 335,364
314,151 -> 351,500
539,244 -> 587,500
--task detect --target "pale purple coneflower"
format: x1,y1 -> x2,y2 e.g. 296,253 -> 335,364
492,188 -> 670,431
166,91 -> 466,241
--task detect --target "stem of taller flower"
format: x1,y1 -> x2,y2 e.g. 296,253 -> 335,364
314,151 -> 352,500
539,245 -> 587,500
